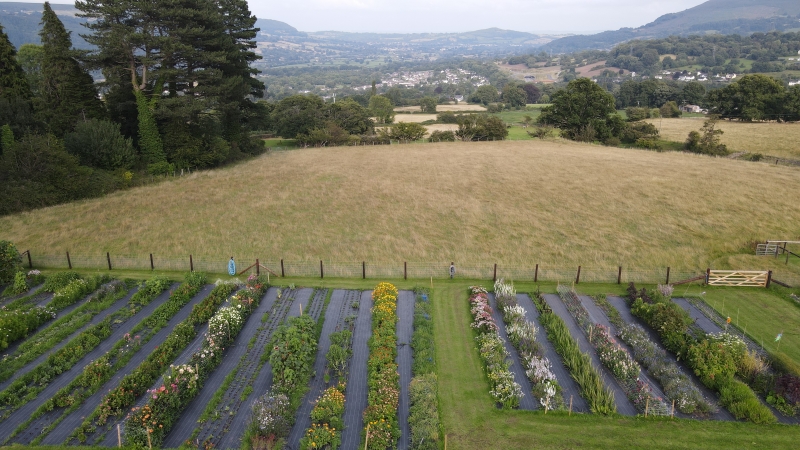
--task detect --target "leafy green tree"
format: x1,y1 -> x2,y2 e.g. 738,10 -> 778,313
659,101 -> 682,118
455,114 -> 508,141
271,95 -> 327,138
784,86 -> 800,122
685,116 -> 728,156
470,85 -> 499,106
502,84 -> 527,108
369,95 -> 395,124
326,98 -> 374,135
388,122 -> 426,143
706,74 -> 785,121
681,82 -> 706,105
37,2 -> 105,137
419,96 -> 437,113
537,78 -> 618,141
428,130 -> 455,142
64,119 -> 136,170
625,107 -> 650,122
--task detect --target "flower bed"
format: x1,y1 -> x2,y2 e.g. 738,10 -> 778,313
557,285 -> 667,415
125,275 -> 269,447
494,280 -> 563,411
628,283 -> 776,423
362,282 -> 401,448
300,385 -> 345,450
70,272 -> 213,442
469,286 -> 523,409
0,304 -> 56,350
532,294 -> 616,415
617,323 -> 713,415
408,288 -> 440,450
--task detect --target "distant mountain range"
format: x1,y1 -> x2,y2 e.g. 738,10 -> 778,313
542,0 -> 800,52
3,0 -> 798,63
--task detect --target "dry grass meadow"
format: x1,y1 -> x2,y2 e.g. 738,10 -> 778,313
648,118 -> 800,159
392,114 -> 438,123
2,140 -> 800,275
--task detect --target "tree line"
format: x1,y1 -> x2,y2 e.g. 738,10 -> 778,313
0,1 -> 267,215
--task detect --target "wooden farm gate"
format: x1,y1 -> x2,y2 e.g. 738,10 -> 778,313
707,270 -> 770,287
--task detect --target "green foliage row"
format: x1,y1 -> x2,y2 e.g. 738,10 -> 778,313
0,318 -> 112,419
10,275 -> 177,444
41,271 -> 81,292
0,303 -> 55,351
70,273 -> 210,442
270,315 -> 318,395
0,281 -> 129,383
49,274 -> 110,310
0,240 -> 22,284
409,288 -> 440,450
533,295 -> 616,415
627,283 -> 776,423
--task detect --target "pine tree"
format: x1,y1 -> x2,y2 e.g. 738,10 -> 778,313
38,2 -> 105,137
0,24 -> 36,136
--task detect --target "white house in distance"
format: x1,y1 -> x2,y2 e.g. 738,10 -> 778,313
681,104 -> 704,114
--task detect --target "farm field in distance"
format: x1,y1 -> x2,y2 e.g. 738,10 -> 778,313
646,118 -> 800,160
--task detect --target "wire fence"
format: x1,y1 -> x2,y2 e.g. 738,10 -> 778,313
20,250 -> 795,286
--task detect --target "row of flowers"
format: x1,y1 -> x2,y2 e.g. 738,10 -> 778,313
362,282 -> 401,449
69,272 -> 212,443
617,323 -> 714,415
469,285 -> 523,409
300,384 -> 346,449
627,282 -> 776,423
124,275 -> 269,447
494,279 -> 564,411
556,285 -> 668,416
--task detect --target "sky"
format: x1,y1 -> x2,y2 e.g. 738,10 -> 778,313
17,0 -> 709,34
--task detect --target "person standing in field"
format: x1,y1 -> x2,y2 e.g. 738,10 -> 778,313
450,262 -> 455,279
228,256 -> 236,276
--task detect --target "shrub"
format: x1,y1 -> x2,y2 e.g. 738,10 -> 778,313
270,315 -> 317,395
428,130 -> 455,142
64,119 -> 135,170
625,106 -> 651,122
436,111 -> 458,123
635,138 -> 661,150
41,271 -> 81,292
251,388 -> 293,441
660,101 -> 682,118
528,125 -> 555,139
8,271 -> 28,296
0,240 -> 22,284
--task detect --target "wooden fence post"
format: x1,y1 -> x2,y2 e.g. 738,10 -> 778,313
534,264 -> 539,282
256,258 -> 260,276
107,252 -> 112,270
493,263 -> 497,282
575,266 -> 581,284
617,266 -> 622,284
766,270 -> 772,288
67,251 -> 72,270
362,261 -> 366,279
26,250 -> 32,269
705,268 -> 710,284
320,260 -> 324,279
150,253 -> 154,270
404,262 -> 407,280
666,266 -> 670,285
190,254 -> 194,272
281,259 -> 285,277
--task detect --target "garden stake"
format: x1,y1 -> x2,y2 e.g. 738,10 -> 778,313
364,423 -> 370,450
117,424 -> 121,447
588,326 -> 593,344
671,400 -> 675,418
569,396 -> 573,415
645,398 -> 649,417
147,429 -> 152,450
737,308 -> 739,326
300,303 -> 303,315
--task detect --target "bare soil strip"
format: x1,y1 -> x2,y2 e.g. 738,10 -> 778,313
517,294 -> 589,413
488,293 -> 536,410
38,285 -> 214,445
396,290 -> 414,449
340,291 -> 373,450
542,294 -> 638,415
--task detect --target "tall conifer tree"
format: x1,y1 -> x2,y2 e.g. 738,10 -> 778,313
0,24 -> 36,136
38,2 -> 105,137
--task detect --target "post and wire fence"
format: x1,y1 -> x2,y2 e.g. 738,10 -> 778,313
20,250 -> 800,287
